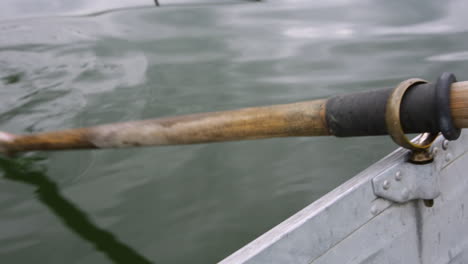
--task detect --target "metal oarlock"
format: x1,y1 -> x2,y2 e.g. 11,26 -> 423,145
385,78 -> 438,163
385,73 -> 461,164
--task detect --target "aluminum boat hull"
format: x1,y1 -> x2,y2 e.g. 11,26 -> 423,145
221,131 -> 468,263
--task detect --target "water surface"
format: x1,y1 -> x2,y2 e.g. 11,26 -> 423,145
1,0 -> 468,263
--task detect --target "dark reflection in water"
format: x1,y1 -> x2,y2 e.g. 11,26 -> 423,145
1,0 -> 468,263
0,156 -> 153,264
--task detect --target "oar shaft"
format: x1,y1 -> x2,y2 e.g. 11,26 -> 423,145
0,99 -> 328,152
2,79 -> 468,153
450,81 -> 468,128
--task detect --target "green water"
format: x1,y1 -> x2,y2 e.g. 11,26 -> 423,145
1,0 -> 468,263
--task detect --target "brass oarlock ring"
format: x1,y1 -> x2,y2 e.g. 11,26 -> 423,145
385,78 -> 439,163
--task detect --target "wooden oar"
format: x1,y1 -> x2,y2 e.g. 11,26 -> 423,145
1,76 -> 468,153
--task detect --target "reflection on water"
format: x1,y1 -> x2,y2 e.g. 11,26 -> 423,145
0,0 -> 262,21
427,51 -> 468,62
0,0 -> 150,20
1,0 -> 468,263
0,156 -> 152,264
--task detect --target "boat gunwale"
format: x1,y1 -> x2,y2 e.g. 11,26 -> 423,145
220,133 -> 463,263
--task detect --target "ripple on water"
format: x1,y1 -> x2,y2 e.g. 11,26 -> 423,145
1,1 -> 468,264
0,50 -> 83,132
0,17 -> 149,132
426,51 -> 468,62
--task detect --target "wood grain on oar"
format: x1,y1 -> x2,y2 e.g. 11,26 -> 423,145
0,99 -> 328,152
450,81 -> 468,129
2,79 -> 468,154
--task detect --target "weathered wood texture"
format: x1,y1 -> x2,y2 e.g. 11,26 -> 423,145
0,99 -> 328,152
1,80 -> 468,153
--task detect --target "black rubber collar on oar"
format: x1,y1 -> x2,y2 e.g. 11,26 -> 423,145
325,73 -> 460,139
436,72 -> 460,140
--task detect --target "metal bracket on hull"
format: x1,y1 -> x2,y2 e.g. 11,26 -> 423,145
372,132 -> 462,204
370,135 -> 454,204
371,159 -> 440,203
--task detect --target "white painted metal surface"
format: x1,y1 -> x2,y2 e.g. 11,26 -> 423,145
220,131 -> 468,264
